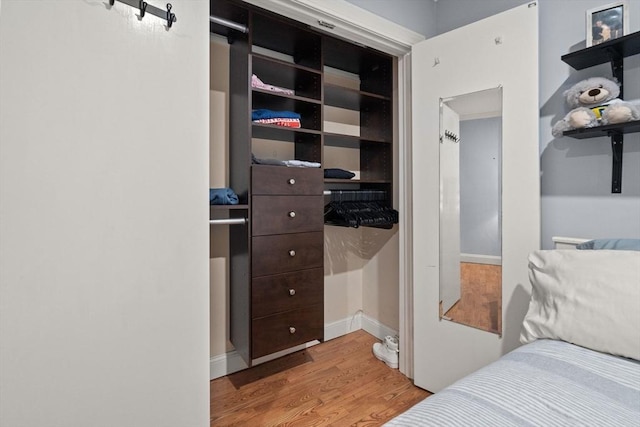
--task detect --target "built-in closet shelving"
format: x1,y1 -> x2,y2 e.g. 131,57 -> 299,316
211,0 -> 395,365
323,36 -> 393,195
560,31 -> 640,193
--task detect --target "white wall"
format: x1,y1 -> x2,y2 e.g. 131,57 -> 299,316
0,1 -> 210,426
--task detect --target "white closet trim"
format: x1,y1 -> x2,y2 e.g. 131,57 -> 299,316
241,0 -> 424,56
398,53 -> 414,378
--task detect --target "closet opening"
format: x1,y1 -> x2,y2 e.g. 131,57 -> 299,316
208,0 -> 414,383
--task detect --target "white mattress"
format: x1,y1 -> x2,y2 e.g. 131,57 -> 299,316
385,339 -> 640,426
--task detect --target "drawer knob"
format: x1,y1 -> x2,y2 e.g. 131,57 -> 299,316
289,249 -> 296,257
289,289 -> 296,296
289,326 -> 296,334
288,178 -> 296,185
288,211 -> 296,218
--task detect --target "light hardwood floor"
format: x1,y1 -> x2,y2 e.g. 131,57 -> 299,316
210,330 -> 431,426
444,262 -> 502,334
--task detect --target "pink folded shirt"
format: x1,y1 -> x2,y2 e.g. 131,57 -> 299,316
251,74 -> 294,96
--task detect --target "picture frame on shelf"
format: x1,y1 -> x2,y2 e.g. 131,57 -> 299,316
586,1 -> 629,47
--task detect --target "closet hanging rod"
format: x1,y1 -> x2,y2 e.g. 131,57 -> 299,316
323,190 -> 387,196
324,189 -> 389,202
209,218 -> 248,226
209,15 -> 248,34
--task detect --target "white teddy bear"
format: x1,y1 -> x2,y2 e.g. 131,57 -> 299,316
551,76 -> 639,138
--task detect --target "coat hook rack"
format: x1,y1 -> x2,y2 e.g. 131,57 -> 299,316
444,130 -> 459,143
108,0 -> 176,28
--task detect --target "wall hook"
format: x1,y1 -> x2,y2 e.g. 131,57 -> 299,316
108,0 -> 176,29
139,0 -> 147,18
166,3 -> 175,28
444,130 -> 459,143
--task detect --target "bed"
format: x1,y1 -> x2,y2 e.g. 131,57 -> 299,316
386,239 -> 640,426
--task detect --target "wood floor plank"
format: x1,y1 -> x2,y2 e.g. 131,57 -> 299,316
445,262 -> 502,334
211,330 -> 431,426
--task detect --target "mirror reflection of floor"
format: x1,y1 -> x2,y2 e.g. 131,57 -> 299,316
443,262 -> 502,335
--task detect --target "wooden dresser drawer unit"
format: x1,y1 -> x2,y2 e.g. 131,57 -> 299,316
252,165 -> 323,195
251,268 -> 323,318
251,304 -> 323,358
252,232 -> 323,277
247,157 -> 324,360
252,195 -> 324,236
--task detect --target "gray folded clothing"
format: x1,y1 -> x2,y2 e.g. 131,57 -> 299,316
252,153 -> 285,166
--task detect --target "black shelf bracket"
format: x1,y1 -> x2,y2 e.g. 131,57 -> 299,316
610,132 -> 623,194
608,52 -> 624,97
108,0 -> 176,28
608,50 -> 624,194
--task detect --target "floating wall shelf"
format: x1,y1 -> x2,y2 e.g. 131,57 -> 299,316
560,31 -> 640,193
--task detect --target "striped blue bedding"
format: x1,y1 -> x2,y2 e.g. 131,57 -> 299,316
385,339 -> 640,426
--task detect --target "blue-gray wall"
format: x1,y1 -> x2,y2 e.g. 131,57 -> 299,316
460,117 -> 502,257
345,0 -> 438,38
348,0 -> 640,249
536,0 -> 640,249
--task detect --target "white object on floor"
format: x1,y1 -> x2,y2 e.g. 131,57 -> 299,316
373,335 -> 399,369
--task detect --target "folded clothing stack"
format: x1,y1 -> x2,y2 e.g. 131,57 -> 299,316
210,188 -> 239,205
252,153 -> 320,168
324,168 -> 355,179
284,159 -> 320,168
252,109 -> 301,128
251,74 -> 294,96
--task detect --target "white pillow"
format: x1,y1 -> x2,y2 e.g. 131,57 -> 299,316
521,249 -> 640,360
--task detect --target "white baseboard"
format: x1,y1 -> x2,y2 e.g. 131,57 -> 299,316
209,312 -> 397,380
209,349 -> 248,380
460,253 -> 502,265
361,313 -> 398,340
323,310 -> 363,341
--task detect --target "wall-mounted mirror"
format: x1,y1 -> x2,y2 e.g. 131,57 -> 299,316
439,87 -> 502,335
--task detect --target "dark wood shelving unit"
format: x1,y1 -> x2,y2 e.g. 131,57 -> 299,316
560,31 -> 640,193
324,132 -> 391,146
210,204 -> 249,210
251,55 -> 322,101
212,0 -> 395,367
252,123 -> 321,133
324,84 -> 391,108
324,178 -> 390,184
251,87 -> 322,104
322,39 -> 393,192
